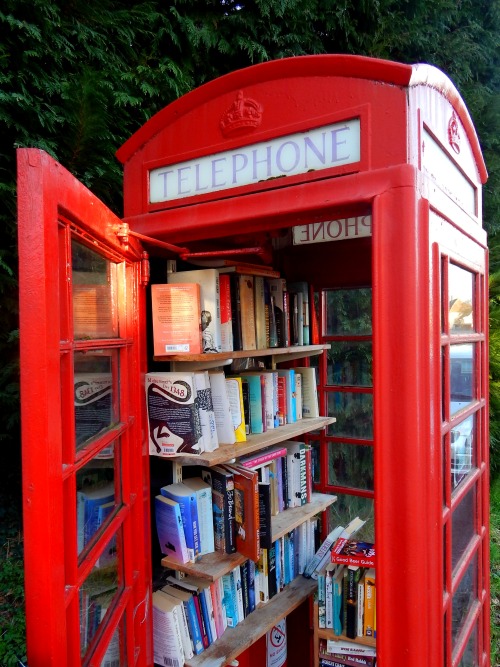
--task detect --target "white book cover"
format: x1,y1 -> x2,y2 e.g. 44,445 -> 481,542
203,586 -> 218,641
195,371 -> 219,452
208,371 -> 236,445
183,477 -> 215,555
292,367 -> 319,418
357,577 -> 365,637
304,524 -> 344,579
325,638 -> 376,657
218,576 -> 228,632
156,590 -> 194,660
152,591 -> 185,667
325,566 -> 334,629
169,268 -> 222,353
234,566 -> 245,624
295,373 -> 303,420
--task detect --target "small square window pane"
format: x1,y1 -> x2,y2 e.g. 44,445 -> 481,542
327,493 -> 374,542
327,341 -> 372,386
77,457 -> 116,556
455,622 -> 478,667
450,344 -> 474,416
452,553 -> 477,643
328,442 -> 374,491
325,288 -> 372,336
451,486 -> 476,572
451,414 -> 475,491
80,560 -> 119,657
449,264 -> 474,333
99,618 -> 125,666
327,391 -> 373,438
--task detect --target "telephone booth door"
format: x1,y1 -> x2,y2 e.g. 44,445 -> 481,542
17,149 -> 152,666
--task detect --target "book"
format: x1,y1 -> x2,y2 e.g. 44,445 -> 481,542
154,494 -> 190,564
333,564 -> 345,636
287,281 -> 310,345
183,477 -> 215,555
219,273 -> 233,352
168,268 -> 222,353
268,278 -> 287,347
254,275 -> 267,349
146,372 -> 203,456
74,372 -> 113,448
285,440 -> 306,507
161,584 -> 204,655
363,568 -> 376,637
201,466 -> 236,554
303,524 -> 345,579
331,541 -> 375,568
210,579 -> 225,639
160,482 -> 200,563
234,565 -> 245,622
267,543 -> 278,599
222,570 -> 239,628
238,444 -> 288,469
295,372 -> 303,419
194,371 -> 219,452
345,566 -> 364,639
277,374 -> 287,425
225,377 -> 247,442
77,481 -> 115,551
163,575 -> 209,648
151,283 -> 202,356
156,589 -> 194,660
208,371 -> 236,445
228,272 -> 243,350
258,482 -> 272,550
256,547 -> 269,604
152,590 -> 185,666
223,463 -> 260,561
240,373 -> 264,434
277,369 -> 296,423
217,262 -> 280,278
292,367 -> 319,418
331,518 -> 367,556
357,572 -> 365,638
238,274 -> 257,350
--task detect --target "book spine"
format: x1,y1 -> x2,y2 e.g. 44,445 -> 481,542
185,597 -> 204,654
240,446 -> 287,468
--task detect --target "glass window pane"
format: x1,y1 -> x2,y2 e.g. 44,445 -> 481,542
328,493 -> 374,542
449,264 -> 474,333
72,239 -> 117,339
327,341 -> 372,387
450,344 -> 474,415
328,442 -> 374,490
325,288 -> 372,336
100,618 -> 125,667
452,553 -> 478,643
311,440 -> 321,484
74,351 -> 118,449
451,414 -> 475,491
451,486 -> 476,572
80,558 -> 120,657
77,456 -> 116,556
455,622 -> 478,667
327,391 -> 373,438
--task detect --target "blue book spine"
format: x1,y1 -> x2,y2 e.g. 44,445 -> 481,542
161,487 -> 200,562
242,374 -> 264,434
184,597 -> 204,655
222,573 -> 238,628
198,589 -> 213,645
247,560 -> 256,613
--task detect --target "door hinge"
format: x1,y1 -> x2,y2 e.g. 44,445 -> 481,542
113,222 -> 130,249
141,252 -> 150,286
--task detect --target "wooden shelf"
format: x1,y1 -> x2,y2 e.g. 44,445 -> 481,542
170,416 -> 335,467
161,492 -> 337,580
317,629 -> 377,648
155,343 -> 330,365
184,575 -> 317,667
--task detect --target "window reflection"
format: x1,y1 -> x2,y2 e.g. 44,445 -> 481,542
325,288 -> 372,336
328,391 -> 373,438
76,456 -> 116,556
327,341 -> 372,387
449,264 -> 474,333
328,442 -> 374,490
450,344 -> 474,416
451,486 -> 476,572
451,415 -> 474,491
452,553 -> 477,643
79,559 -> 119,657
328,493 -> 374,542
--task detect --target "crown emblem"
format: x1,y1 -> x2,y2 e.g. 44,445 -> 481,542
448,111 -> 461,154
220,91 -> 263,138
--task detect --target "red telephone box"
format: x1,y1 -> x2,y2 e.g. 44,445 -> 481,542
18,55 -> 490,667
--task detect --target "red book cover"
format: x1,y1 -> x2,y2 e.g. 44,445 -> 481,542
330,540 -> 375,568
151,283 -> 202,356
223,463 -> 260,561
238,445 -> 287,469
219,273 -> 233,352
277,375 -> 287,425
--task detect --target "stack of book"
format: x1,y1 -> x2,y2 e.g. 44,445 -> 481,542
151,264 -> 314,356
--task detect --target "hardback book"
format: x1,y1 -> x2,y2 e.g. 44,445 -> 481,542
238,275 -> 257,350
222,570 -> 239,628
156,589 -> 194,660
146,372 -> 203,456
240,373 -> 265,434
277,375 -> 287,425
285,440 -> 306,507
150,283 -> 203,356
363,569 -> 376,637
303,524 -> 345,579
161,584 -> 204,655
194,371 -> 219,452
258,482 -> 272,550
331,518 -> 367,556
277,369 -> 296,423
254,275 -> 267,349
183,477 -> 215,555
330,540 -> 375,568
77,480 -> 115,551
154,494 -> 190,564
223,463 -> 260,561
267,278 -> 287,347
238,444 -> 288,469
201,466 -> 236,554
208,371 -> 236,445
219,273 -> 233,352
225,377 -> 247,442
292,366 -> 319,418
168,268 -> 222,353
295,372 -> 303,420
152,590 -> 185,667
345,566 -> 364,640
160,482 -> 200,563
287,281 -> 310,345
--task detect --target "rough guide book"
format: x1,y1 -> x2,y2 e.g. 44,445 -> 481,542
146,372 -> 203,456
151,283 -> 202,356
330,540 -> 375,568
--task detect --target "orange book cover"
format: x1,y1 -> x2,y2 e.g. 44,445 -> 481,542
223,463 -> 260,562
151,283 -> 202,356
